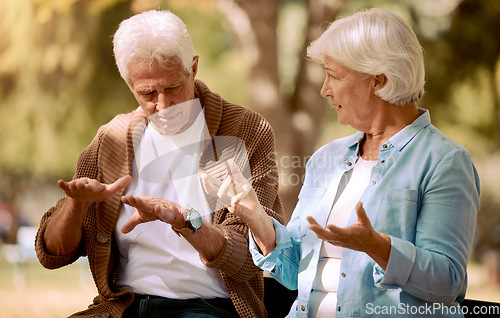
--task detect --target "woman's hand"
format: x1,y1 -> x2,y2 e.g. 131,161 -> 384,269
308,202 -> 391,270
200,159 -> 263,224
200,159 -> 276,255
120,195 -> 185,234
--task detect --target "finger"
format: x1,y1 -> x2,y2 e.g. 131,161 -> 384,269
307,217 -> 339,238
199,173 -> 221,196
217,176 -> 234,206
355,202 -> 370,226
57,179 -> 69,191
306,216 -> 319,226
85,180 -> 106,193
107,175 -> 133,194
123,196 -> 151,211
121,195 -> 146,210
227,159 -> 248,188
307,217 -> 326,234
230,189 -> 247,207
121,194 -> 134,205
73,179 -> 88,191
121,211 -> 143,234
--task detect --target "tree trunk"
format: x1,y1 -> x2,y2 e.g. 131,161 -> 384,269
218,0 -> 346,220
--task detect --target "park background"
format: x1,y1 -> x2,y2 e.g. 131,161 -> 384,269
0,0 -> 499,316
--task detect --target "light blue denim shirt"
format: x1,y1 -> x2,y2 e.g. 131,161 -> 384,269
250,109 -> 480,317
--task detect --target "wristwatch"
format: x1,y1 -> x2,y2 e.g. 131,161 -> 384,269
172,208 -> 203,236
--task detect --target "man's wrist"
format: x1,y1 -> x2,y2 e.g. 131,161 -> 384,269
172,206 -> 187,230
65,197 -> 90,214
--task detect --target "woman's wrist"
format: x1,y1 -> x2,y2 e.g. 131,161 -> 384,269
248,207 -> 276,255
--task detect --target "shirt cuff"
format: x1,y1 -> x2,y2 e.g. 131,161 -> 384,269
249,216 -> 292,273
374,235 -> 416,289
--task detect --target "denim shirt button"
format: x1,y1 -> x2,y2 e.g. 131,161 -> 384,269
301,305 -> 306,311
347,162 -> 352,166
371,180 -> 376,185
341,272 -> 346,277
337,306 -> 341,311
382,144 -> 388,149
380,159 -> 385,164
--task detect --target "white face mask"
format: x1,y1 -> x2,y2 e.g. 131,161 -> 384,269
149,99 -> 201,135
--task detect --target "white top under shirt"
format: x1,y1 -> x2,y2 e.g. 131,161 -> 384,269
309,157 -> 377,318
114,109 -> 230,299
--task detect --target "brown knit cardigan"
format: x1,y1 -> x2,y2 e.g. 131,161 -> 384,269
35,80 -> 284,318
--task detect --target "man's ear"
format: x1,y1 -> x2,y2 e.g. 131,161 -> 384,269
192,56 -> 199,78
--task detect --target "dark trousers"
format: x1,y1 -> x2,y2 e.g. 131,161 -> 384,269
123,295 -> 239,318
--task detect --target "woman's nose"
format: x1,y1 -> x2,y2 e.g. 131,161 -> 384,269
320,81 -> 331,98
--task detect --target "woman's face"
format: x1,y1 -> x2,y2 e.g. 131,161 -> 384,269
320,56 -> 382,131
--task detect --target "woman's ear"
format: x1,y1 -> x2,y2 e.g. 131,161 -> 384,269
373,74 -> 387,89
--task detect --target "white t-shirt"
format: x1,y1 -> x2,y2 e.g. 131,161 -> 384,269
114,107 -> 229,299
310,156 -> 377,317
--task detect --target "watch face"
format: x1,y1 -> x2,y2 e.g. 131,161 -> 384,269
187,208 -> 203,230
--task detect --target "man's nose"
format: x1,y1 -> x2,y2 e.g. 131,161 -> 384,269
156,93 -> 173,111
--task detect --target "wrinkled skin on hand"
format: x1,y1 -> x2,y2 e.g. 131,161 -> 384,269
57,176 -> 133,203
120,195 -> 185,234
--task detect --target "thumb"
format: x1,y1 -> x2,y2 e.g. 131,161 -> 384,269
107,175 -> 133,194
355,202 -> 370,225
121,210 -> 142,234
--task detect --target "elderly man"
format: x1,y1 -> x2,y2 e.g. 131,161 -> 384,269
35,10 -> 283,318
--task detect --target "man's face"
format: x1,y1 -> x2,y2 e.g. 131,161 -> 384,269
128,56 -> 198,117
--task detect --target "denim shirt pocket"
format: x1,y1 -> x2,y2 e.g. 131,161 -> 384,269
376,189 -> 419,241
297,186 -> 327,236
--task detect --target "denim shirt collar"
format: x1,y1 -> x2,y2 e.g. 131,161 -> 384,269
345,108 -> 431,153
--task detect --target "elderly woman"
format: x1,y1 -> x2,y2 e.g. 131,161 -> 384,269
209,7 -> 480,318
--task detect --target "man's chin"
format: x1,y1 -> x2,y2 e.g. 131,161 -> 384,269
150,122 -> 184,135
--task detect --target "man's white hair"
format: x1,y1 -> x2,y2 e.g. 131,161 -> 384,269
113,10 -> 194,84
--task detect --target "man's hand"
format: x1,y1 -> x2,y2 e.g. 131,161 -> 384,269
120,195 -> 185,234
45,175 -> 132,256
58,175 -> 132,204
307,202 -> 391,270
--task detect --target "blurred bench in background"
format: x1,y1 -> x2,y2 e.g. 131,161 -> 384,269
2,226 -> 89,289
3,226 -> 38,289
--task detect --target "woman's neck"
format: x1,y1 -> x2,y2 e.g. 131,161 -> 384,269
360,104 -> 421,160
